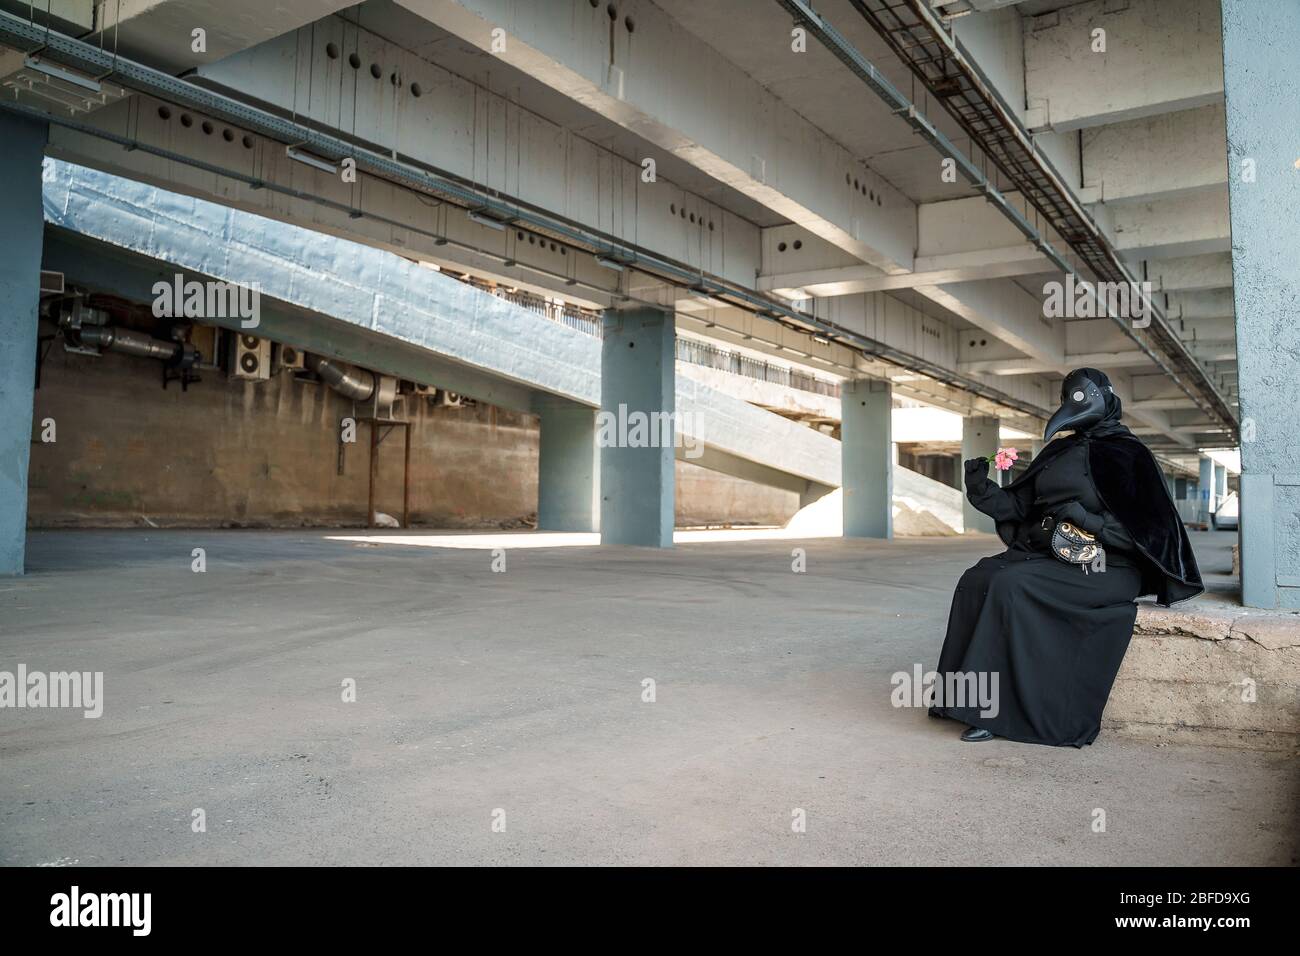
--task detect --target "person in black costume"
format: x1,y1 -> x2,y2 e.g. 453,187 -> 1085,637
930,368 -> 1203,747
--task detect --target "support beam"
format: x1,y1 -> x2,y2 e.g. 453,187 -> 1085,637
1024,0 -> 1224,132
1080,103 -> 1226,205
536,398 -> 599,532
96,0 -> 357,74
841,379 -> 893,539
961,416 -> 1000,535
960,350 -> 1155,376
0,113 -> 46,575
599,307 -> 675,547
760,242 -> 1049,297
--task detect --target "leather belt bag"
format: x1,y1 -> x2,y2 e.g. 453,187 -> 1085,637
1052,520 -> 1103,565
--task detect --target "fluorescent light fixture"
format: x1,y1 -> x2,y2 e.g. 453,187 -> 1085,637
24,55 -> 101,93
594,255 -> 626,273
467,209 -> 508,231
811,333 -> 831,345
285,145 -> 338,174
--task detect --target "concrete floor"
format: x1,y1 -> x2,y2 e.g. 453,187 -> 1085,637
1,528 -> 1294,866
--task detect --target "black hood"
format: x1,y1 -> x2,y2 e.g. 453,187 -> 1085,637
1044,367 -> 1125,441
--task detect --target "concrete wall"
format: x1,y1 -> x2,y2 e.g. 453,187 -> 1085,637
28,343 -> 794,529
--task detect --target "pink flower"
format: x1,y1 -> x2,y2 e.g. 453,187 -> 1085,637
993,447 -> 1019,471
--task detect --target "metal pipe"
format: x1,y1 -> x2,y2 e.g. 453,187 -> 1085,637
78,325 -> 181,362
305,354 -> 375,402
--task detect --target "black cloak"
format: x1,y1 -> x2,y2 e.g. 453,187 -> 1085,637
930,369 -> 1203,747
993,404 -> 1204,607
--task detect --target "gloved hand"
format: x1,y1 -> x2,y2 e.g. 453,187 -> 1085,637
963,457 -> 990,491
1055,500 -> 1104,534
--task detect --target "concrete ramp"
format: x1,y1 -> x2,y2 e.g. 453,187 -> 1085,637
42,159 -> 840,493
41,159 -> 955,515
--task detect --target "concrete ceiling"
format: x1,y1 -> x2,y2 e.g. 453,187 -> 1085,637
350,0 -> 789,226
651,0 -> 989,205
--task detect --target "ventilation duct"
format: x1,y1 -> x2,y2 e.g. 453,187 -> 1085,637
305,354 -> 375,402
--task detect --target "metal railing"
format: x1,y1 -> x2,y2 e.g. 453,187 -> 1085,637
460,275 -> 841,398
675,338 -> 841,398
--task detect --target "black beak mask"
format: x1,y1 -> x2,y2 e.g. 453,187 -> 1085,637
1044,369 -> 1115,441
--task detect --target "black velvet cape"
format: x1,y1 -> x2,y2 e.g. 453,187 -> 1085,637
996,432 -> 1204,606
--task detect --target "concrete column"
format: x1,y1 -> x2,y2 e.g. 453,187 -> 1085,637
599,307 -> 674,547
0,115 -> 47,576
961,415 -> 1000,534
1198,456 -> 1215,519
1223,0 -> 1300,608
841,379 -> 892,538
536,398 -> 599,532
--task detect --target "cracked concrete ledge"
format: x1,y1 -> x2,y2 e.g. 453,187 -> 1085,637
1102,597 -> 1300,751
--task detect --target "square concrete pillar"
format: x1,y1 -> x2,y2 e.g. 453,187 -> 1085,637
536,398 -> 599,532
961,415 -> 1000,534
841,378 -> 892,538
599,307 -> 674,547
1223,0 -> 1300,607
1198,456 -> 1215,519
0,115 -> 47,576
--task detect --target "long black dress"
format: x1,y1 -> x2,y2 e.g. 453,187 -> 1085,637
930,413 -> 1203,747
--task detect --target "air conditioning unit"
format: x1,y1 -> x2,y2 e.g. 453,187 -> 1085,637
437,389 -> 464,407
229,333 -> 271,380
275,342 -> 306,372
411,382 -> 435,395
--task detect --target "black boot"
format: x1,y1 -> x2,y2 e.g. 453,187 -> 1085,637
960,726 -> 994,742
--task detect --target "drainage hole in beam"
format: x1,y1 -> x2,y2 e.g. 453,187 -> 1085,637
222,128 -> 233,142
778,242 -> 787,252
349,53 -> 361,69
157,106 -> 171,120
201,120 -> 213,135
242,134 -> 254,149
326,42 -> 339,59
793,240 -> 802,250
370,63 -> 382,79
625,16 -> 635,32
180,113 -> 193,127
607,4 -> 618,21
411,82 -> 423,97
